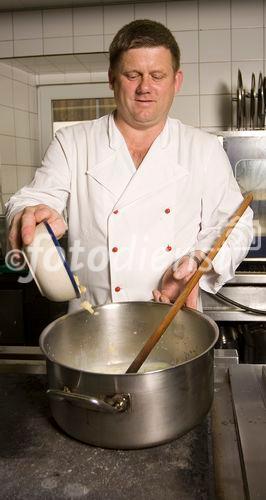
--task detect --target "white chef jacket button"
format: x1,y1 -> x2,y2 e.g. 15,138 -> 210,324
112,246 -> 118,252
165,208 -> 171,214
113,209 -> 119,214
166,245 -> 172,252
115,286 -> 121,292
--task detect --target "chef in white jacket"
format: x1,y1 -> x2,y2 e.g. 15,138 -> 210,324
6,19 -> 253,311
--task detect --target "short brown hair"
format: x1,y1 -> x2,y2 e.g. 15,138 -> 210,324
109,19 -> 180,72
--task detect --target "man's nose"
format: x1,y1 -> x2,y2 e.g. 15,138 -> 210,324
136,75 -> 151,93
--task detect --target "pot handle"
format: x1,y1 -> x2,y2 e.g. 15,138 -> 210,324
47,387 -> 130,413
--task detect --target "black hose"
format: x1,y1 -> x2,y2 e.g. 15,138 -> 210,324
216,291 -> 266,315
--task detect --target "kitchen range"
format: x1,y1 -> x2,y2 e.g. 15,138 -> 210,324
0,370 -> 213,500
202,129 -> 266,364
1,347 -> 266,499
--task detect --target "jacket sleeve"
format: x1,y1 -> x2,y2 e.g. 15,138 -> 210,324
5,131 -> 71,226
195,136 -> 254,293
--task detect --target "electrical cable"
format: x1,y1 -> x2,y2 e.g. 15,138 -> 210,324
216,291 -> 266,315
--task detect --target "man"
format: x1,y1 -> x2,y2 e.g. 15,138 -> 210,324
6,20 -> 253,311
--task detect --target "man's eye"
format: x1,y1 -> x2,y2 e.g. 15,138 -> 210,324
126,73 -> 139,80
152,73 -> 164,80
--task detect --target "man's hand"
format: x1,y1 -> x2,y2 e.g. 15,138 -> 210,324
8,204 -> 66,250
152,253 -> 204,309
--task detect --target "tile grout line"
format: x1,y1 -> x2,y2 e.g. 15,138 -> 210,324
230,0 -> 233,130
10,11 -> 18,188
197,0 -> 201,128
71,6 -> 74,55
262,0 -> 264,75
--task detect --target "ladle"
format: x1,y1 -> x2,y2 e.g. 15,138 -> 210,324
126,193 -> 253,373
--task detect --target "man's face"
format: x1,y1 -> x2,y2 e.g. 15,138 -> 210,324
109,46 -> 183,130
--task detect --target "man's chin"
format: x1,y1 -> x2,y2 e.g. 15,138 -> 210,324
131,113 -> 160,127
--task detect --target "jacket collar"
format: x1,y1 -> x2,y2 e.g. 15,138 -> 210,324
87,114 -> 188,206
108,112 -> 171,151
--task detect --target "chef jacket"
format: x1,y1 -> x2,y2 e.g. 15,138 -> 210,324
6,113 -> 253,310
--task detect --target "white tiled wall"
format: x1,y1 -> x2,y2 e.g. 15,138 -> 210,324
167,1 -> 198,31
0,0 -> 266,202
199,0 -> 230,29
0,62 -> 39,213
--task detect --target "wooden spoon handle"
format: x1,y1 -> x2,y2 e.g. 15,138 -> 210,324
126,193 -> 253,373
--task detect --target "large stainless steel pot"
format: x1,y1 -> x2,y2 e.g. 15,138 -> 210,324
39,302 -> 219,449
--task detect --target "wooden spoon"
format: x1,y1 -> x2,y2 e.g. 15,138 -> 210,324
126,193 -> 253,373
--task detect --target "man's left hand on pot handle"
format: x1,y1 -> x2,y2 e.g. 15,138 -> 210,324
153,251 -> 207,309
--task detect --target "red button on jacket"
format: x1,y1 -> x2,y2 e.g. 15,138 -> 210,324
115,286 -> 121,292
166,245 -> 172,252
112,247 -> 118,252
165,208 -> 171,214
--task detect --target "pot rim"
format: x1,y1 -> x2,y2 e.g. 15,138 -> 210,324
39,301 -> 219,376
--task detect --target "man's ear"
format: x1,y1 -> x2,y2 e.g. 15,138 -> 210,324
174,70 -> 183,94
108,68 -> 115,90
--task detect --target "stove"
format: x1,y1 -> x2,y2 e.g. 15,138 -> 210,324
203,132 -> 266,325
1,348 -> 266,499
0,373 -> 213,500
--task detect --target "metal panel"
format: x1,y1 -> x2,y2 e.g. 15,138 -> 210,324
202,287 -> 266,322
211,350 -> 245,500
229,364 -> 266,500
